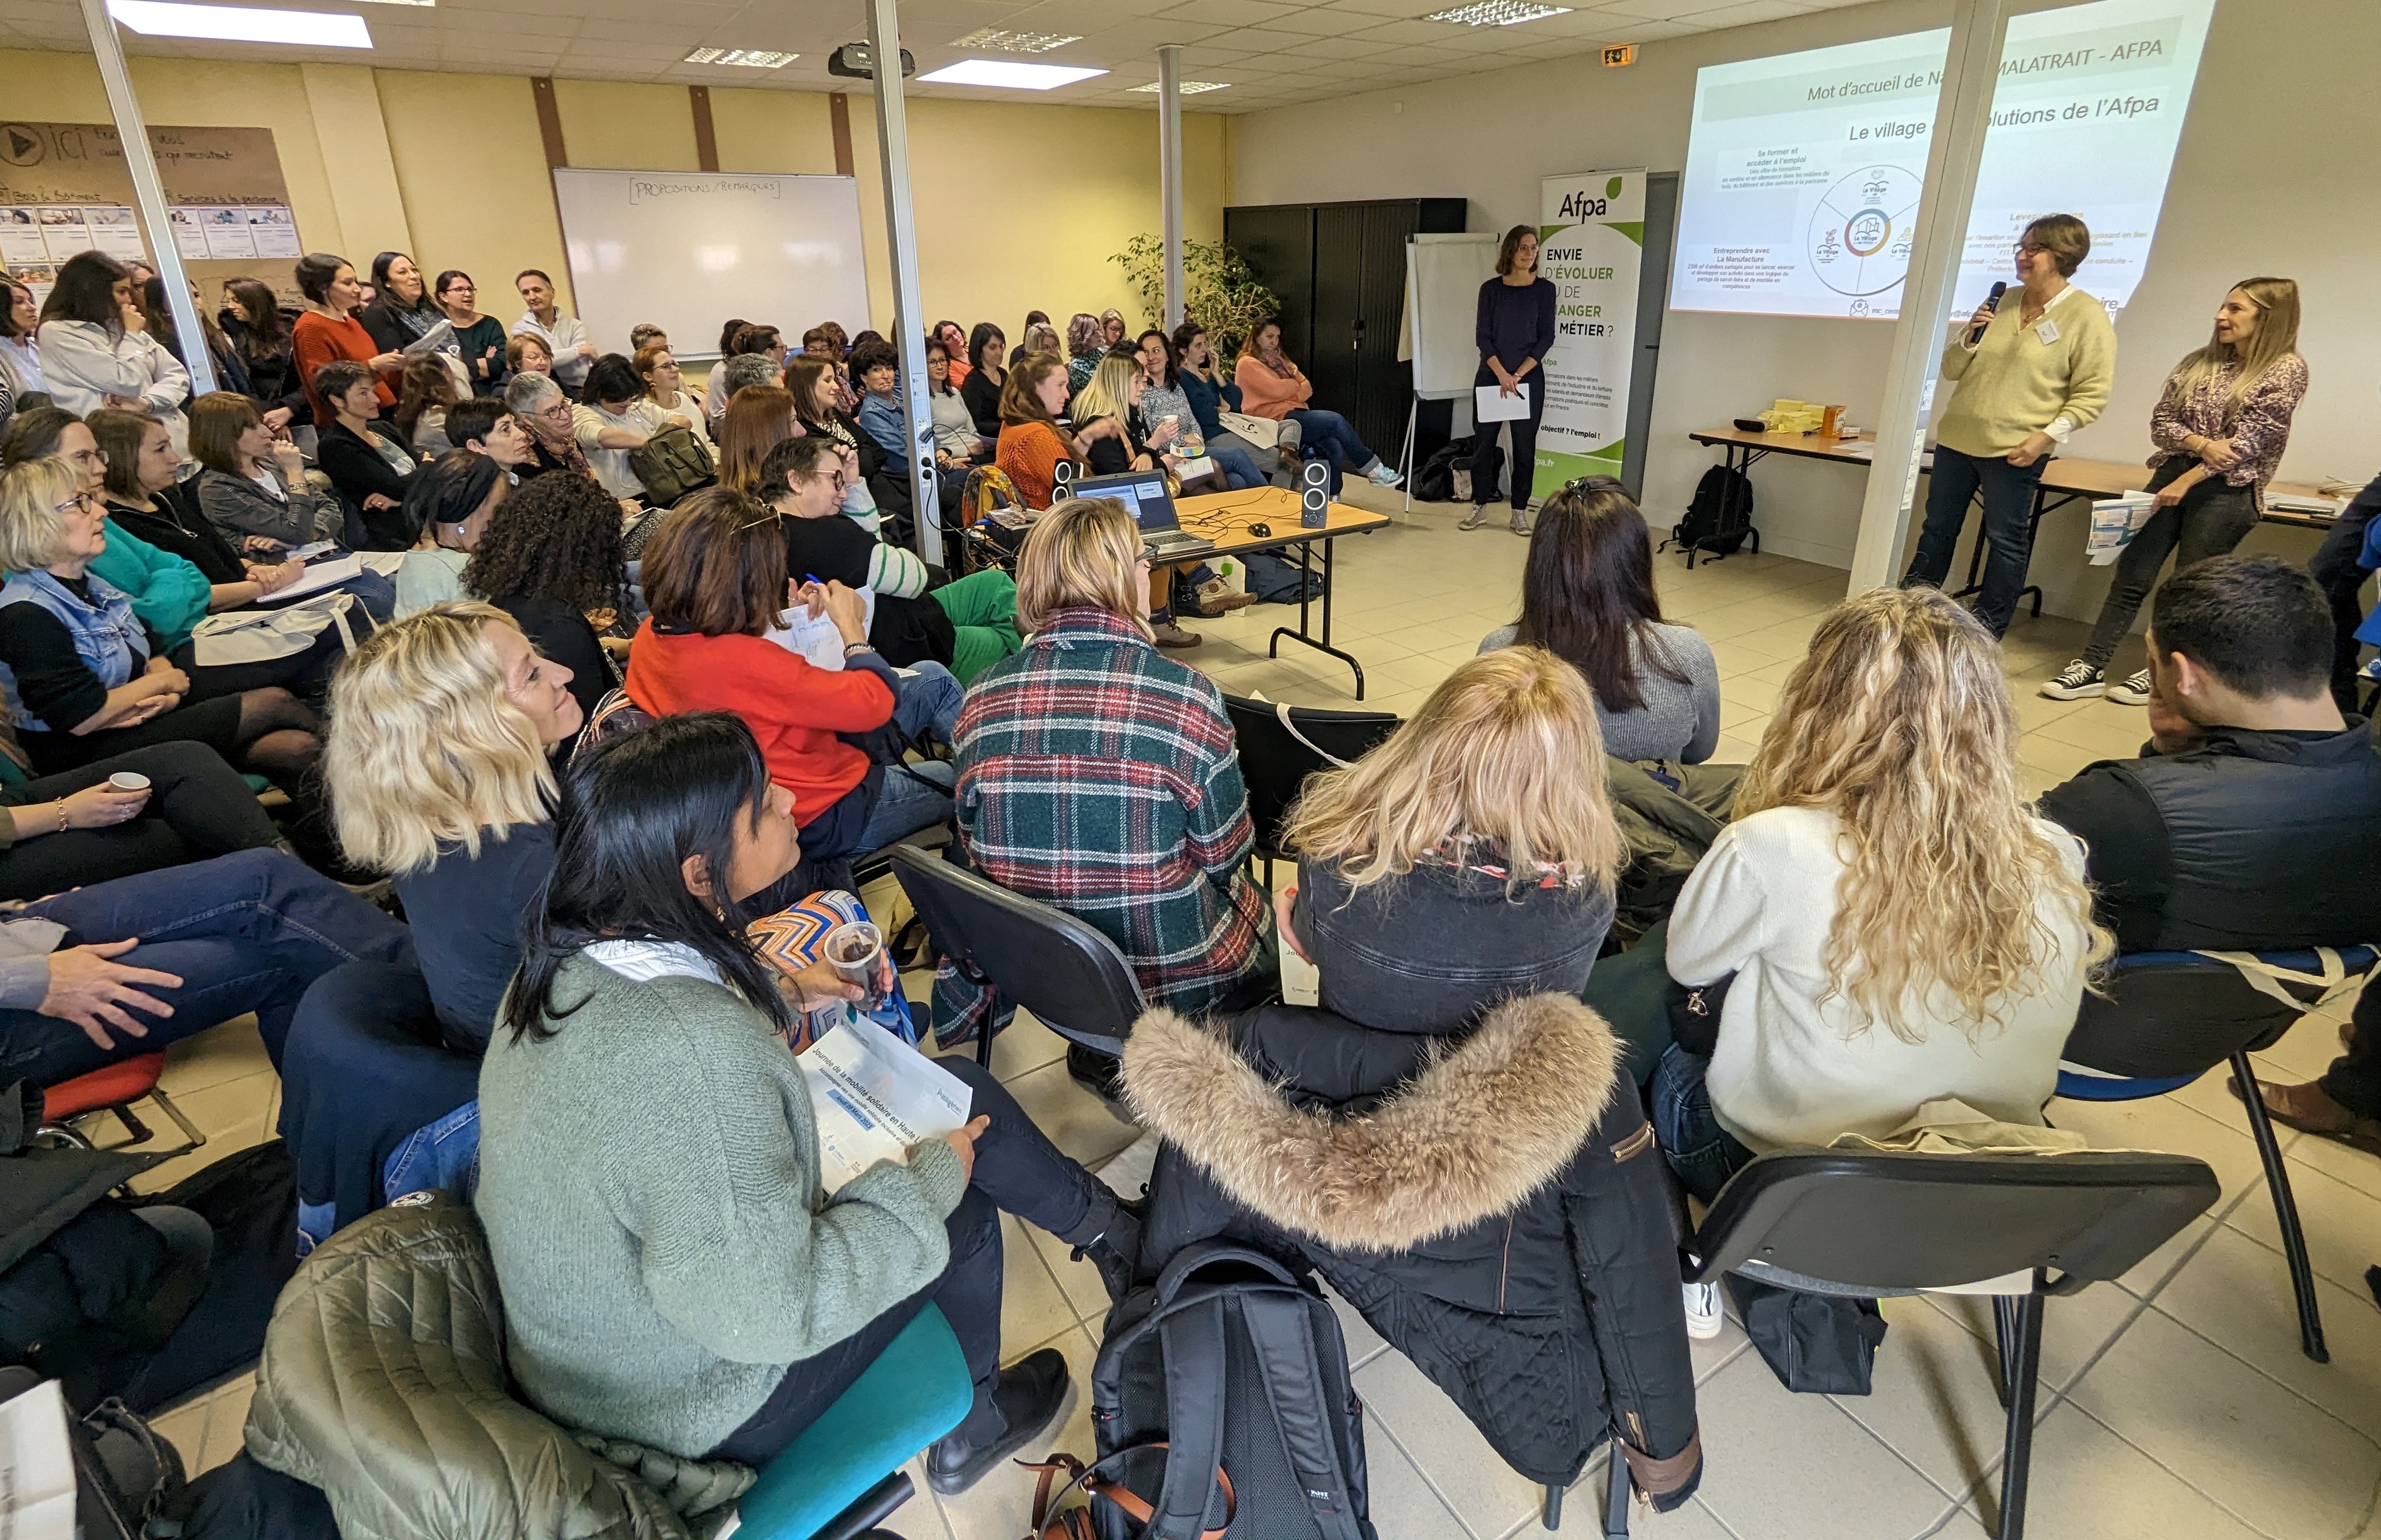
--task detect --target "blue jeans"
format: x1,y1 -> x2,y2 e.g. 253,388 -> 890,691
1207,435 -> 1266,491
0,848 -> 415,1088
893,660 -> 963,748
1651,1043 -> 1755,1206
2310,472 -> 2381,708
858,759 -> 956,850
1287,409 -> 1379,497
1901,444 -> 2049,637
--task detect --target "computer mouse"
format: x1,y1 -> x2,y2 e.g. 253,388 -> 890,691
1248,521 -> 1272,537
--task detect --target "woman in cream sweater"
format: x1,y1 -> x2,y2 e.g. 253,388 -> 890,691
1901,214 -> 2116,638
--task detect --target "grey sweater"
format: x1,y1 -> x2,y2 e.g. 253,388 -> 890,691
194,467 -> 340,550
1479,621 -> 1723,763
474,955 -> 968,1457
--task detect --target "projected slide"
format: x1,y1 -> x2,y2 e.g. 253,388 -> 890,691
1670,0 -> 2214,320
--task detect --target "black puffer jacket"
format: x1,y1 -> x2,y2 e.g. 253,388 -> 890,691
1121,993 -> 1702,1507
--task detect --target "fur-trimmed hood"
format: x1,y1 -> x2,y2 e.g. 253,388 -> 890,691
1122,993 -> 1621,1253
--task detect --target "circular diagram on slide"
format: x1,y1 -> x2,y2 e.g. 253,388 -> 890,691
1807,165 -> 1922,298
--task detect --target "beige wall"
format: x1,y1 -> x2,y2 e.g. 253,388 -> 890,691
0,47 -> 1227,362
1226,0 -> 2379,622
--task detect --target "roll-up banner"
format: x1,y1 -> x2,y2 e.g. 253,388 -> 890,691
1534,169 -> 1646,501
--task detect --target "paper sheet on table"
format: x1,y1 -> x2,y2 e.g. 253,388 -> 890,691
401,320 -> 456,356
1835,439 -> 1877,459
800,1018 -> 974,1195
256,551 -> 365,603
0,1377 -> 77,1540
2086,494 -> 2157,566
766,590 -> 876,669
1474,383 -> 1531,422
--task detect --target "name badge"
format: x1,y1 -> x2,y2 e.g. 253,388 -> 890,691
2034,318 -> 2062,345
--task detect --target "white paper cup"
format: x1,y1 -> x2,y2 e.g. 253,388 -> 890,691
109,772 -> 151,792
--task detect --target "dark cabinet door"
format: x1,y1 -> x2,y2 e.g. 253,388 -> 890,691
1354,202 -> 1422,456
1309,204 -> 1365,425
1224,205 -> 1314,362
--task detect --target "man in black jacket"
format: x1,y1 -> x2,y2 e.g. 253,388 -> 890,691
2037,555 -> 2381,1152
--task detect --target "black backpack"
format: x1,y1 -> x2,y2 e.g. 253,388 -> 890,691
1061,1242 -> 1375,1540
1666,465 -> 1755,560
1409,439 -> 1472,503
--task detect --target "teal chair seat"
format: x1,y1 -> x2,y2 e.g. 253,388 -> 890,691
729,1304 -> 975,1540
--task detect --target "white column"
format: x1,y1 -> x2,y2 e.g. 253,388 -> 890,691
77,0 -> 217,394
1158,44 -> 1186,330
1845,0 -> 2016,593
864,0 -> 942,567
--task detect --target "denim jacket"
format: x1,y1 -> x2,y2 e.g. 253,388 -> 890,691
0,568 -> 149,733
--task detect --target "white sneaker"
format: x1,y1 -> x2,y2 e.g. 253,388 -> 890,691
1365,460 -> 1403,488
2104,668 -> 2153,707
2040,659 -> 2104,700
1682,1281 -> 1723,1340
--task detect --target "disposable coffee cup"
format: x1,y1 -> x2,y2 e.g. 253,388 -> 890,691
108,772 -> 151,792
825,920 -> 885,1005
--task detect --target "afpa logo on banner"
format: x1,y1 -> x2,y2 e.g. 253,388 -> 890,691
1533,170 -> 1647,499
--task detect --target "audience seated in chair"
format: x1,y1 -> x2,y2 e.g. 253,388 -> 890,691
392,451 -> 508,617
714,384 -> 801,496
462,471 -> 625,741
0,846 -> 409,1087
575,352 -> 689,501
623,487 -> 958,881
0,737 -> 284,901
1172,322 -> 1280,489
1122,647 -> 1703,1513
2034,555 -> 2381,1152
312,359 -> 421,550
439,396 -> 533,480
930,495 -> 1271,1074
634,343 -> 713,458
762,435 -> 1018,686
0,455 -> 338,862
1479,478 -> 1722,765
504,371 -> 589,481
1233,318 -> 1401,498
1647,586 -> 2108,1333
959,323 -> 1006,440
323,602 -> 581,1054
188,392 -> 343,552
473,712 -> 1134,1488
80,407 -> 308,620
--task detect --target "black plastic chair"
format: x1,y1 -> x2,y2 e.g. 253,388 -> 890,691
2055,945 -> 2377,1364
889,844 -> 1146,1064
1221,694 -> 1400,882
1687,1148 -> 2219,1540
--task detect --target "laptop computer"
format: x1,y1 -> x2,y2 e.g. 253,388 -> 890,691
1069,471 -> 1215,560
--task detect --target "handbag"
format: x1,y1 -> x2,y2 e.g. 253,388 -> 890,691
1665,971 -> 1734,1057
1216,409 -> 1279,450
188,590 -> 362,668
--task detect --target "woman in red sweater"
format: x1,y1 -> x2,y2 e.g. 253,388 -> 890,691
624,487 -> 959,873
290,252 -> 401,425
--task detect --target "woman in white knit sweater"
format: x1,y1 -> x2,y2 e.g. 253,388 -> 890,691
1654,586 -> 2109,1202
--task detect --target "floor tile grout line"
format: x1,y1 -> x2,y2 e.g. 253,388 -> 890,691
1358,1408 -> 1497,1540
2055,1392 -> 2369,1540
2132,1291 -> 2381,1449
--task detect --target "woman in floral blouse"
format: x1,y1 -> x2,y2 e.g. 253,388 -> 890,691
2045,277 -> 2306,706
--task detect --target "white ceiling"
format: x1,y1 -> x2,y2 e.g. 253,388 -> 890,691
0,0 -> 1878,113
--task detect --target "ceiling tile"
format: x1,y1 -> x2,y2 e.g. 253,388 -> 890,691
1154,0 -> 1302,25
1344,18 -> 1453,43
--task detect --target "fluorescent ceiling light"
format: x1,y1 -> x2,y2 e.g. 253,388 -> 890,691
1130,79 -> 1231,94
107,0 -> 372,46
950,27 -> 1081,54
1425,0 -> 1572,25
683,47 -> 797,68
917,58 -> 1107,89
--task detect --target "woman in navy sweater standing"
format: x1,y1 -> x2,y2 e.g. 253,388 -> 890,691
1464,225 -> 1558,536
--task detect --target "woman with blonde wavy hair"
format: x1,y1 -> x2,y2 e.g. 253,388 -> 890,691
1279,646 -> 1622,1033
1656,585 -> 2107,1194
324,600 -> 582,1051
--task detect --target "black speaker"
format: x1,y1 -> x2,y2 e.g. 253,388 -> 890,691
1299,458 -> 1329,528
1052,460 -> 1075,500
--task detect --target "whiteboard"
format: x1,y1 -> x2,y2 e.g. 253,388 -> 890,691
1399,232 -> 1500,400
551,169 -> 871,360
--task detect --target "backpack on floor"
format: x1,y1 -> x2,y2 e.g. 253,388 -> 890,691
1035,1241 -> 1374,1540
1666,466 -> 1755,560
1409,438 -> 1472,504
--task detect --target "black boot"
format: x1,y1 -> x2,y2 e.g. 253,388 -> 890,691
924,1348 -> 1070,1496
1064,1194 -> 1144,1304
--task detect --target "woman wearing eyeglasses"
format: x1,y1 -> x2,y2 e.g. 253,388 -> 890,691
1900,214 -> 2116,639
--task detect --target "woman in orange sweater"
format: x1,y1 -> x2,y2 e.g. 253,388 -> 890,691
1234,319 -> 1401,498
289,253 -> 402,426
994,351 -> 1114,508
623,488 -> 960,874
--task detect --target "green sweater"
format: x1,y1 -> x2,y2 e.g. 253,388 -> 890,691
1935,285 -> 2115,458
89,518 -> 212,651
475,954 -> 968,1457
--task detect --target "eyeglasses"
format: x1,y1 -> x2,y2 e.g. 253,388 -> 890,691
2013,241 -> 2048,257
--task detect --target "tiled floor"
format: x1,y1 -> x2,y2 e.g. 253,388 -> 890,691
128,484 -> 2381,1539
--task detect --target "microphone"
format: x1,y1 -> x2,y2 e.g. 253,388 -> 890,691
1968,281 -> 2007,346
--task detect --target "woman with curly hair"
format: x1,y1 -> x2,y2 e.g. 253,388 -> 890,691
1064,312 -> 1104,394
462,470 -> 624,741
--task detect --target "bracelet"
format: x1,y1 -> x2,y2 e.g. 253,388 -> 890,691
53,800 -> 68,835
843,641 -> 876,656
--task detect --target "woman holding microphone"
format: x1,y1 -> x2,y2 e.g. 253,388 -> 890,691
1462,225 -> 1558,536
1901,214 -> 2115,638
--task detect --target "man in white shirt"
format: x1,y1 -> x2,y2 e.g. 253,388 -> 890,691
510,270 -> 594,391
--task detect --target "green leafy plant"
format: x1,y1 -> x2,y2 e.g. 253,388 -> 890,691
1109,234 -> 1282,369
